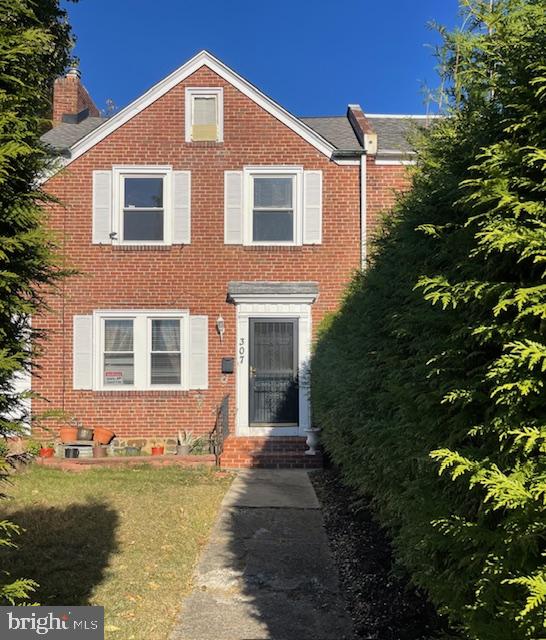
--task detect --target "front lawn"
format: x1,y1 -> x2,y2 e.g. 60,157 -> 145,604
1,465 -> 232,639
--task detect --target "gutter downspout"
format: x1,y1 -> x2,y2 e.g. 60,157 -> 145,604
360,153 -> 367,269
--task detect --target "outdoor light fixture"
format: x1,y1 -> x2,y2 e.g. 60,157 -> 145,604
216,315 -> 225,342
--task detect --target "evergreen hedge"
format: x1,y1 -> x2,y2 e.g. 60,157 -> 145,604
311,1 -> 546,637
0,0 -> 74,603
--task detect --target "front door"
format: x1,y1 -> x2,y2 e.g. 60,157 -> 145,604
249,319 -> 299,426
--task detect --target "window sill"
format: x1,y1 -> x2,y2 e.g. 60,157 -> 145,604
91,390 -> 190,397
241,245 -> 307,252
111,245 -> 174,252
184,141 -> 223,147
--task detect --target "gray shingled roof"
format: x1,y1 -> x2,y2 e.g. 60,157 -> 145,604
302,115 -> 427,154
41,117 -> 107,152
40,112 -> 427,156
300,116 -> 362,151
367,116 -> 423,154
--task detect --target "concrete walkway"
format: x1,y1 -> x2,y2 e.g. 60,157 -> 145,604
171,470 -> 353,640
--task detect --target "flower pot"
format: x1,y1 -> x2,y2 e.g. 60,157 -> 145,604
77,427 -> 94,441
151,446 -> 164,456
93,427 -> 115,445
93,446 -> 107,458
39,447 -> 55,458
125,446 -> 141,457
64,447 -> 79,459
59,426 -> 78,444
176,444 -> 191,456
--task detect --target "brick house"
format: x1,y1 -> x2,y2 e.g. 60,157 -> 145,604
36,50 -> 420,467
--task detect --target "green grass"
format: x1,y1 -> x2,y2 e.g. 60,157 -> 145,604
0,465 -> 232,640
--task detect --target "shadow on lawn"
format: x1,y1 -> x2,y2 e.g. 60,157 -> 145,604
2,501 -> 119,605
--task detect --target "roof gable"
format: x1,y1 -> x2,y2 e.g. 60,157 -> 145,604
63,50 -> 337,166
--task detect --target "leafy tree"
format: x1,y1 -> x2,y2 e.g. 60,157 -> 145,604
0,0 -> 75,603
312,0 -> 546,637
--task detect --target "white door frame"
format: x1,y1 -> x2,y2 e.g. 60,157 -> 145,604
230,292 -> 315,437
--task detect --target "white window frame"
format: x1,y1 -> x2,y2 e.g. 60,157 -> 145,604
93,310 -> 189,391
185,88 -> 224,143
243,166 -> 303,246
112,165 -> 172,246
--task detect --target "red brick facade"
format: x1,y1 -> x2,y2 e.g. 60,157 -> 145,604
35,62 -> 412,453
367,156 -> 410,244
52,70 -> 100,124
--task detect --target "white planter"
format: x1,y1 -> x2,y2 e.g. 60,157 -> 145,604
304,427 -> 321,456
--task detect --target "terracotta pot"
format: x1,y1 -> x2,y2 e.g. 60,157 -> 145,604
39,447 -> 55,458
93,446 -> 107,458
151,446 -> 164,456
93,427 -> 115,445
59,426 -> 78,444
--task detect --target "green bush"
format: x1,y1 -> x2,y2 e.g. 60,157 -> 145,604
311,1 -> 546,638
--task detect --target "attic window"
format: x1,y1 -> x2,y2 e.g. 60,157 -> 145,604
185,88 -> 223,142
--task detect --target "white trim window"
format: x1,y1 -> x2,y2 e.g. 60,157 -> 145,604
112,166 -> 172,245
244,167 -> 303,246
185,88 -> 224,142
94,311 -> 189,391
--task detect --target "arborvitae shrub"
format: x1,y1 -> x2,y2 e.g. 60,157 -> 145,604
312,1 -> 546,637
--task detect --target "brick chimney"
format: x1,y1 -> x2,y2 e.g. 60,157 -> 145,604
347,104 -> 377,155
52,67 -> 99,126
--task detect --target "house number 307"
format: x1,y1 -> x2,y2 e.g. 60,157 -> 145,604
239,338 -> 245,364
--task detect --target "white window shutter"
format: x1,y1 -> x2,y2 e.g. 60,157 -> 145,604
92,171 -> 112,244
224,171 -> 243,244
73,316 -> 93,390
189,316 -> 208,389
303,171 -> 322,244
172,171 -> 191,244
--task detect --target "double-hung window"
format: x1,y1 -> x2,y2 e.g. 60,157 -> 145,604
243,167 -> 302,245
103,319 -> 134,386
185,88 -> 223,142
150,319 -> 181,385
113,167 -> 172,245
252,176 -> 295,243
97,311 -> 188,390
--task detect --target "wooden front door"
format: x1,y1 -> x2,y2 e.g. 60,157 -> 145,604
249,319 -> 299,426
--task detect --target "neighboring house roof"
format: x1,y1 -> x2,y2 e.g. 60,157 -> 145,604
302,114 -> 431,155
367,115 -> 425,154
41,117 -> 107,154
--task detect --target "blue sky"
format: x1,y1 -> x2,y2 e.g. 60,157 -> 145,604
64,0 -> 461,117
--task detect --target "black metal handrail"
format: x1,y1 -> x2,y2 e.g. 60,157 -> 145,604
210,394 -> 229,465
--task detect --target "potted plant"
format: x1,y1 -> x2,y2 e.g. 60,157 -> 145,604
176,430 -> 195,455
39,442 -> 55,458
59,420 -> 78,444
151,441 -> 165,456
93,426 -> 115,445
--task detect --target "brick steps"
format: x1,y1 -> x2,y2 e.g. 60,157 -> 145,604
220,436 -> 322,469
